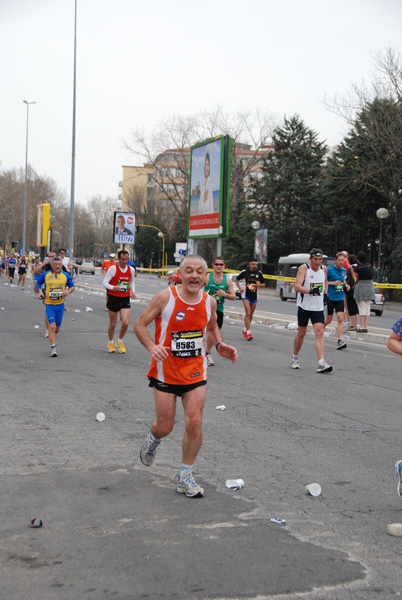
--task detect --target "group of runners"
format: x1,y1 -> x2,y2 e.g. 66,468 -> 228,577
7,247 -> 402,499
1,253 -> 30,288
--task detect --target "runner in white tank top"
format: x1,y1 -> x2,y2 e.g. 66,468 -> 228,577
291,248 -> 332,374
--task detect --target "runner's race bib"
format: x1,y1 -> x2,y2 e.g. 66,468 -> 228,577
247,283 -> 257,291
334,283 -> 344,292
309,282 -> 323,294
171,330 -> 203,357
208,290 -> 224,304
118,280 -> 129,292
49,286 -> 63,300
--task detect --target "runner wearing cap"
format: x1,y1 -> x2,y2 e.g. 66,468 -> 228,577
101,253 -> 117,277
290,248 -> 332,373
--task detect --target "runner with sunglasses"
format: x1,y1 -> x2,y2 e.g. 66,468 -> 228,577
204,257 -> 236,365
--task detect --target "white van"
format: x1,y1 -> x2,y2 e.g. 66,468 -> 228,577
276,253 -> 335,301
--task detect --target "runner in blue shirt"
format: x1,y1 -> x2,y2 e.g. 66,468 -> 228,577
324,252 -> 350,350
7,253 -> 17,283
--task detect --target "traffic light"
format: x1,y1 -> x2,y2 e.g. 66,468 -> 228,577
90,242 -> 94,248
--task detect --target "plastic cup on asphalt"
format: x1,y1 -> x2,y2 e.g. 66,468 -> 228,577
96,412 -> 106,422
306,483 -> 322,497
226,479 -> 245,490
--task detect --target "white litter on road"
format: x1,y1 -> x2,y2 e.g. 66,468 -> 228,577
226,479 -> 244,490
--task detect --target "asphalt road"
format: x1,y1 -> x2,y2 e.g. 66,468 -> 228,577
1,273 -> 402,600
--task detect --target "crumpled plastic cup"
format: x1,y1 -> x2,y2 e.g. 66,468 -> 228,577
96,412 -> 106,422
305,483 -> 322,497
226,479 -> 244,490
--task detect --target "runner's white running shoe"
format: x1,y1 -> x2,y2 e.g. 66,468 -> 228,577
290,357 -> 300,369
317,362 -> 332,373
140,429 -> 161,466
50,346 -> 58,357
206,353 -> 214,366
336,340 -> 347,350
176,472 -> 204,498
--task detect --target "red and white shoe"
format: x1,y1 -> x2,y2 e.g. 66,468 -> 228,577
242,330 -> 248,339
206,353 -> 214,366
246,332 -> 253,341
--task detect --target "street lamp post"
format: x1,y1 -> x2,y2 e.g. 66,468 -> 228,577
376,207 -> 389,282
23,100 -> 36,254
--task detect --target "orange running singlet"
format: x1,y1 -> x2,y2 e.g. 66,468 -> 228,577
147,286 -> 212,385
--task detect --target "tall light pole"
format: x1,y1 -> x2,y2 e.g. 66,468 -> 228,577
68,0 -> 77,259
139,224 -> 166,276
376,207 -> 389,281
23,100 -> 36,254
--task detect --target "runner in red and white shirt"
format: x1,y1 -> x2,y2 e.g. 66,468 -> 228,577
102,250 -> 136,354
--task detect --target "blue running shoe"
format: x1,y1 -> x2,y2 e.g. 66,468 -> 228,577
395,461 -> 402,500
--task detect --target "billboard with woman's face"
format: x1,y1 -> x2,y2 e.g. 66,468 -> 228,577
188,136 -> 230,239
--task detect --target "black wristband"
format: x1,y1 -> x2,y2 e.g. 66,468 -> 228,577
216,343 -> 222,351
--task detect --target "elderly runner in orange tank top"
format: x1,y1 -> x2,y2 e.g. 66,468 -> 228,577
134,254 -> 237,498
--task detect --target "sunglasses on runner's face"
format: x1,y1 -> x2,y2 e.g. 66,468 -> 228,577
214,263 -> 224,266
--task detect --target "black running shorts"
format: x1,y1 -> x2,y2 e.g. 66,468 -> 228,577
148,377 -> 207,397
106,294 -> 131,312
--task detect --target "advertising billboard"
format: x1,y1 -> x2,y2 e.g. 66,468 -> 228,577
37,203 -> 50,247
188,135 -> 230,239
113,212 -> 135,245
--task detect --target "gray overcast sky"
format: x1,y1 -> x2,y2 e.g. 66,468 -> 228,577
1,0 -> 401,205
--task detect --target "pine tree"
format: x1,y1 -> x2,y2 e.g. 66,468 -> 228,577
250,115 -> 327,260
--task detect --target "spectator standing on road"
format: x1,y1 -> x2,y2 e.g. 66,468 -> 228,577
102,250 -> 136,354
36,257 -> 75,357
353,251 -> 375,333
387,316 -> 402,500
345,254 -> 359,331
204,256 -> 236,365
324,252 -> 350,350
290,248 -> 332,373
235,259 -> 265,341
134,255 -> 237,498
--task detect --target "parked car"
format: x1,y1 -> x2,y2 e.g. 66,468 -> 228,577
168,269 -> 182,285
371,288 -> 384,316
93,259 -> 102,267
79,259 -> 95,275
74,257 -> 83,265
